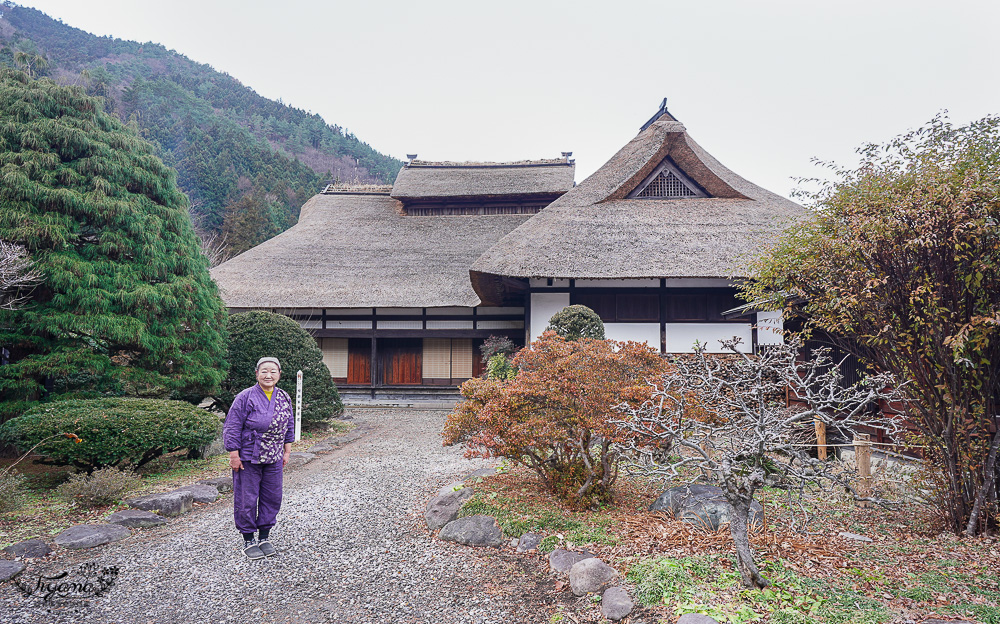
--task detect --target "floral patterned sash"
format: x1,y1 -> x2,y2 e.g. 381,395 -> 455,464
257,390 -> 291,464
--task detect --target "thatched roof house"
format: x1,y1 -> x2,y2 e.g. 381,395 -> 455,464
211,101 -> 804,394
470,104 -> 805,305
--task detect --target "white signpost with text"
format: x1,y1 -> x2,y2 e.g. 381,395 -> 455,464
295,370 -> 303,442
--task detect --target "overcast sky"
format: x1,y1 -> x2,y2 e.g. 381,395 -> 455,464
13,0 -> 1000,200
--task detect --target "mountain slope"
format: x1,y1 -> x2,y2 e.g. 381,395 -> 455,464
0,3 -> 403,257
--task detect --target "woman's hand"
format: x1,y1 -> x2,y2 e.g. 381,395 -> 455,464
229,450 -> 243,471
282,445 -> 292,469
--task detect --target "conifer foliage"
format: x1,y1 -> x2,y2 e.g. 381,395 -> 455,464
0,70 -> 228,420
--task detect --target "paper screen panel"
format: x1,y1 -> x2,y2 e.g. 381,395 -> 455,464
422,338 -> 452,378
451,339 -> 473,379
321,338 -> 348,377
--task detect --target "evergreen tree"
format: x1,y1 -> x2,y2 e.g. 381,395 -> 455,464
0,70 -> 228,421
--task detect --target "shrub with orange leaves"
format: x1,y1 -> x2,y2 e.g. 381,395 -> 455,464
443,331 -> 667,509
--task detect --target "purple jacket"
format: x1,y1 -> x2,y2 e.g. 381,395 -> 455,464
223,385 -> 295,464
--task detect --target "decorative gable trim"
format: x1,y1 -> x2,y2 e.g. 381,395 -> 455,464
626,158 -> 709,199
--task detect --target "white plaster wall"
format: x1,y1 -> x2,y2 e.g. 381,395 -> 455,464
529,278 -> 571,288
603,323 -> 661,348
756,311 -> 784,346
665,323 -> 753,353
530,292 -> 570,341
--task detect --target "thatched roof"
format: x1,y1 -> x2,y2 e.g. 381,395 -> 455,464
470,113 -> 807,303
211,188 -> 533,308
391,159 -> 575,200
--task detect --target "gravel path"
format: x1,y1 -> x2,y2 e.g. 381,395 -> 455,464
0,408 -> 559,624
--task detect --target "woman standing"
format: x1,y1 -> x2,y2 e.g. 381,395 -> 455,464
223,356 -> 294,560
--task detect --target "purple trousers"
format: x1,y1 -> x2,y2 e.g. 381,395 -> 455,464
233,461 -> 283,534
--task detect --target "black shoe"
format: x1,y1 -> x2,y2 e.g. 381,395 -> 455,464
243,540 -> 264,561
258,540 -> 277,557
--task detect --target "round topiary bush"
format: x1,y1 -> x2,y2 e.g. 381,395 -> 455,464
215,311 -> 343,427
545,305 -> 606,341
0,398 -> 221,472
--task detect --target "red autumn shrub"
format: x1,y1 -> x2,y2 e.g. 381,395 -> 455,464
443,331 -> 667,509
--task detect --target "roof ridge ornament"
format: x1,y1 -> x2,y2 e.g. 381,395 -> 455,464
639,97 -> 679,133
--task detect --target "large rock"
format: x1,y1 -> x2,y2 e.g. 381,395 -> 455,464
0,560 -> 25,581
107,509 -> 168,528
677,615 -> 722,624
437,481 -> 467,496
548,548 -> 596,574
127,490 -> 194,517
465,467 -> 498,480
197,476 -> 233,493
188,430 -> 225,459
54,524 -> 130,550
569,557 -> 618,596
602,587 -> 634,621
516,532 -> 543,552
3,539 -> 51,559
438,515 -> 504,547
175,484 -> 220,504
649,484 -> 763,531
286,452 -> 316,468
424,487 -> 474,530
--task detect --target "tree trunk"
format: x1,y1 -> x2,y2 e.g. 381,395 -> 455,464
729,500 -> 769,589
965,424 -> 1000,537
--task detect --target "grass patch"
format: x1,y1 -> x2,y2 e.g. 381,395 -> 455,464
625,555 -> 843,623
456,463 -> 1000,624
943,603 -> 1000,624
460,489 -> 618,551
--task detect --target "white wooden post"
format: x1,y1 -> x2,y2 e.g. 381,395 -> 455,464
295,370 -> 303,442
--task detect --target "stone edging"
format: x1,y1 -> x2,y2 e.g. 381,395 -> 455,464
0,425 -> 369,576
424,469 -> 636,622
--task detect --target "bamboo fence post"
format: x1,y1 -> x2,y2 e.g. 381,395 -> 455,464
815,417 -> 827,461
855,433 -> 872,507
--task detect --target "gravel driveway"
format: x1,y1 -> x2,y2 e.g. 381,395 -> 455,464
0,408 -> 559,624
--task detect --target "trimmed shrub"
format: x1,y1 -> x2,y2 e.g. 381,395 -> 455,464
0,398 -> 221,472
0,470 -> 27,514
545,305 -> 605,341
56,466 -> 141,508
215,311 -> 343,427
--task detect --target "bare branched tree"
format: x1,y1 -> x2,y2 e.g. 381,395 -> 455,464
0,240 -> 41,310
614,337 -> 904,589
187,204 -> 231,267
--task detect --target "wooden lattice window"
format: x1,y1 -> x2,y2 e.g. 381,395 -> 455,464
627,159 -> 708,199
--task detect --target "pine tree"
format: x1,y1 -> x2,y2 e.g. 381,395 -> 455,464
0,70 -> 228,420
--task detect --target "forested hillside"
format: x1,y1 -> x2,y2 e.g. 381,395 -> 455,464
0,3 -> 403,258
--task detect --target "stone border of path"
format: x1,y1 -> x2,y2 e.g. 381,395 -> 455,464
424,469 -> 637,623
425,477 -> 880,624
1,424 -> 373,579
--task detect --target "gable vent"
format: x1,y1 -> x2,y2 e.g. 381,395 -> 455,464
628,159 -> 708,199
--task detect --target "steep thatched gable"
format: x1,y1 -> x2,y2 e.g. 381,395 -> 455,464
470,113 -> 806,304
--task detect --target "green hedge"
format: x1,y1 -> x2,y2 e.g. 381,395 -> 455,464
0,398 -> 220,471
216,311 -> 343,426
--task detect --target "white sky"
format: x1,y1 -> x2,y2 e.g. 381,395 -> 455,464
13,0 -> 1000,200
